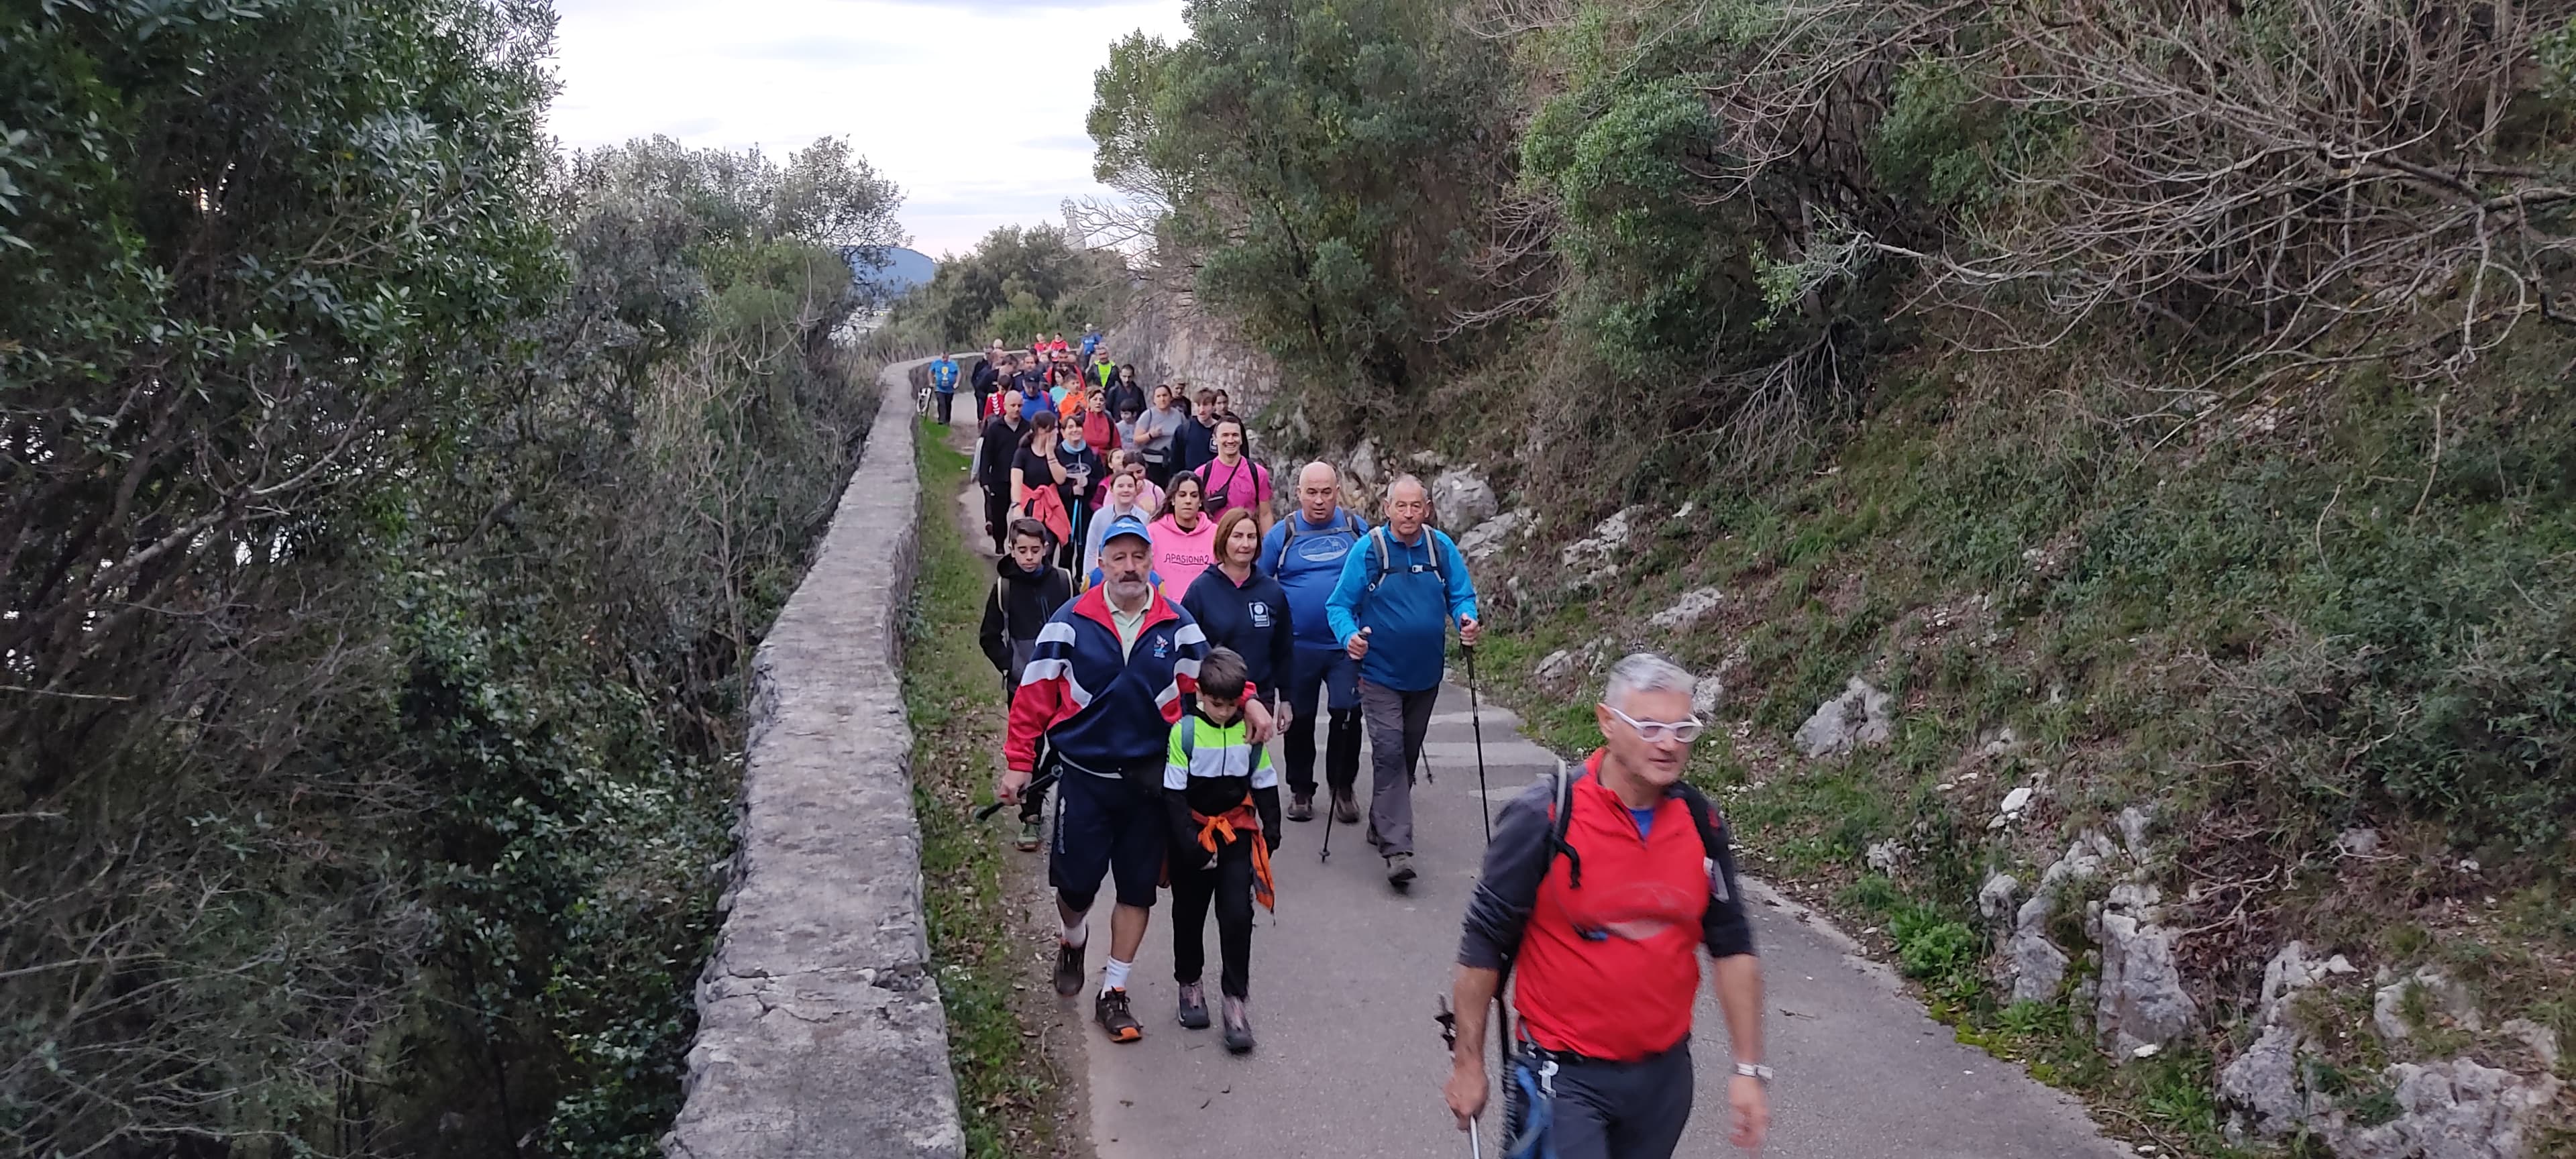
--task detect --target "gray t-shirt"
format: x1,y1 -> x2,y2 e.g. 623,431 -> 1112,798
1132,405 -> 1187,463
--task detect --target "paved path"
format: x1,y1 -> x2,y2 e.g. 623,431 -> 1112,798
1033,683 -> 2130,1159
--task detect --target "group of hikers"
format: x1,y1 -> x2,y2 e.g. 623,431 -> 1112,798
946,336 -> 1772,1156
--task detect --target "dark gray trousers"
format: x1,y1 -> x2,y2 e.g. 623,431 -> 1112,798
1506,1039 -> 1695,1159
1357,679 -> 1438,856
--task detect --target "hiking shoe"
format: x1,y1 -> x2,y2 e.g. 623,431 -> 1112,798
1016,818 -> 1042,852
1176,981 -> 1210,1029
1222,996 -> 1254,1054
1053,940 -> 1085,998
1332,790 -> 1360,825
1095,988 -> 1144,1043
1387,852 -> 1417,887
1286,793 -> 1314,823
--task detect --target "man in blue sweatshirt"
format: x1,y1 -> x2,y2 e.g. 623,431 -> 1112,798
1325,474 -> 1480,887
1260,461 -> 1370,824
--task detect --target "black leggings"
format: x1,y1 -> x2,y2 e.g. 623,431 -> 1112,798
1171,834 -> 1256,998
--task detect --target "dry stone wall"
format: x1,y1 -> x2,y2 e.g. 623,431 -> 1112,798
665,359 -> 963,1159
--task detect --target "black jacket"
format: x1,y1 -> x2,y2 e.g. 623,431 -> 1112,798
1104,378 -> 1147,421
1180,564 -> 1295,702
1180,417 -> 1218,472
976,415 -> 1024,490
978,556 -> 1073,673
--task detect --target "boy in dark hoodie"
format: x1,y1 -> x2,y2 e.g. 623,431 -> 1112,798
1162,647 -> 1282,1054
981,518 -> 1075,851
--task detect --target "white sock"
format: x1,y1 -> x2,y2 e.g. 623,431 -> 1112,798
1101,956 -> 1133,995
1061,915 -> 1089,948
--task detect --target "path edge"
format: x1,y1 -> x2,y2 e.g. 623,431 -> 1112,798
665,359 -> 961,1159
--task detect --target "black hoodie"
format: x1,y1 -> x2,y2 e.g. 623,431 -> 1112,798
978,555 -> 1073,678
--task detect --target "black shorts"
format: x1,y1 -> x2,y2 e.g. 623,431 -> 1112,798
1050,764 -> 1166,909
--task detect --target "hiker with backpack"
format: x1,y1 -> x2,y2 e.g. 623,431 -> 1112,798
1443,652 -> 1769,1158
1322,474 -> 1480,887
1161,646 -> 1281,1052
1199,417 -> 1274,535
975,390 -> 1027,553
980,518 -> 1075,851
1260,461 -> 1369,824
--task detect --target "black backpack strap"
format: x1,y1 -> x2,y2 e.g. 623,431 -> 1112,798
1545,762 -> 1585,891
1674,782 -> 1730,902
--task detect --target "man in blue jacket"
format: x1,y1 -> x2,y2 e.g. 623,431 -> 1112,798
1260,461 -> 1369,824
927,353 -> 960,425
1324,474 -> 1480,887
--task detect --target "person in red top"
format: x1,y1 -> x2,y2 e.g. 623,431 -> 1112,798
1445,652 -> 1770,1158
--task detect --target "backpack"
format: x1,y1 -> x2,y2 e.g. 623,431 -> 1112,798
1363,525 -> 1448,595
1271,510 -> 1362,575
992,567 -> 1073,640
1540,763 -> 1727,900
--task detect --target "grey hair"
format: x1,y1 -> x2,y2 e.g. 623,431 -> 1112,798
1603,653 -> 1695,711
1386,472 -> 1427,500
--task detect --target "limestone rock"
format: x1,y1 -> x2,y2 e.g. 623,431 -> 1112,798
1456,509 -> 1525,563
2220,1024 -> 2310,1138
1430,468 -> 1499,535
2258,940 -> 2356,1027
2007,928 -> 2071,1005
1794,677 -> 1892,758
1691,673 -> 1724,718
2498,1017 -> 2561,1070
2116,805 -> 2155,861
1991,785 -> 2036,829
2375,968 -> 2481,1042
2338,826 -> 2384,857
1534,649 -> 1580,690
1977,873 -> 2021,926
2094,896 -> 2198,1056
1648,586 -> 1726,630
1865,840 -> 1907,875
1560,506 -> 1646,584
1348,438 -> 1382,485
2326,1058 -> 2561,1159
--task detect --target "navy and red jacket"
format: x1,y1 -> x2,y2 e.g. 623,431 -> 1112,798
1005,586 -> 1209,775
1458,749 -> 1754,1062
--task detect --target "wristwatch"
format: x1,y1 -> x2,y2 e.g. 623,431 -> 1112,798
1731,1061 -> 1774,1083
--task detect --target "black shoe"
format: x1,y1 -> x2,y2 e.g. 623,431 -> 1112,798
1096,988 -> 1143,1043
1176,981 -> 1210,1029
1054,940 -> 1085,998
1286,793 -> 1314,822
1222,996 -> 1254,1054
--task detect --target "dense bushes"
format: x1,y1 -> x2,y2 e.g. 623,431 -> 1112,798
1,5 -> 896,1155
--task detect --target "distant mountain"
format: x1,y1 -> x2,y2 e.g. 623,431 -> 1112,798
840,245 -> 936,302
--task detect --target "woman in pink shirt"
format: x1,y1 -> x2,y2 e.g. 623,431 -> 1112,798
1148,472 -> 1219,599
1199,417 -> 1273,535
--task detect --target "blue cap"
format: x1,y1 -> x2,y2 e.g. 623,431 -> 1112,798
1097,514 -> 1152,549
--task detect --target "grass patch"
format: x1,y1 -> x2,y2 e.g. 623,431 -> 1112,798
902,417 -> 1061,1159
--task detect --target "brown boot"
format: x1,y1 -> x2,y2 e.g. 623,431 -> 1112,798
1331,789 -> 1360,825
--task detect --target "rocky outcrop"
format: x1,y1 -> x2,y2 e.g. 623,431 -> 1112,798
1560,506 -> 1645,586
2326,1059 -> 2561,1159
2000,832 -> 2117,1006
1457,508 -> 1529,563
1430,468 -> 1499,535
2088,883 -> 2199,1056
1647,586 -> 1725,630
1794,677 -> 1892,757
666,361 -> 962,1159
1106,286 -> 1279,416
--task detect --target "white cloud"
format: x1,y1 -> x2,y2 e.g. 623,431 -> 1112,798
543,0 -> 1188,256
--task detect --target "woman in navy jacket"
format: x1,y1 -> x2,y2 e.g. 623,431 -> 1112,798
1182,508 -> 1296,722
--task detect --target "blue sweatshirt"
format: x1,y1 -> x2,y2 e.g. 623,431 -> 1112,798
928,357 -> 958,392
1324,527 -> 1479,693
1260,508 -> 1369,651
1181,565 -> 1295,700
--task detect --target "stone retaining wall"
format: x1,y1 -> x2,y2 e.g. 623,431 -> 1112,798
666,358 -> 963,1159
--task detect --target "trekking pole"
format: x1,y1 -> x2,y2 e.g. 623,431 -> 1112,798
1436,997 -> 1484,1159
1464,645 -> 1492,844
1318,782 -> 1337,863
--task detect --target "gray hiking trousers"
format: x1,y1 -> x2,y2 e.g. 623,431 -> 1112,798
1358,678 -> 1438,856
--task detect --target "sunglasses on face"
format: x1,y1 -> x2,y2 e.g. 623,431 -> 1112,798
1603,704 -> 1706,744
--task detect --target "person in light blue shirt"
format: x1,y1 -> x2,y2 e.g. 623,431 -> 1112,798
1322,474 -> 1479,887
928,355 -> 960,425
1259,461 -> 1371,824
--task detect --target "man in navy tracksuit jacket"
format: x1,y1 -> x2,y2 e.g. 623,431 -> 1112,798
1258,461 -> 1370,822
1325,474 -> 1479,887
1000,514 -> 1273,1043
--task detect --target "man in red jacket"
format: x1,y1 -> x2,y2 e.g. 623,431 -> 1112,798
1444,652 -> 1770,1158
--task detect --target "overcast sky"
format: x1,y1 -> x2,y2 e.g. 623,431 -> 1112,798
543,0 -> 1188,258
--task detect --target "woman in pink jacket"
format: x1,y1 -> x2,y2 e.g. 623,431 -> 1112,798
1147,472 -> 1219,599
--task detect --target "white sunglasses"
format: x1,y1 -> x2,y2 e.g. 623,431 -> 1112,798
1603,704 -> 1706,744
